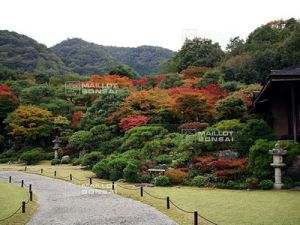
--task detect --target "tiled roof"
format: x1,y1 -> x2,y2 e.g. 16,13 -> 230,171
271,65 -> 300,76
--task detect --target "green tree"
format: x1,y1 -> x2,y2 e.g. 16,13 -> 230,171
234,119 -> 274,155
197,70 -> 222,87
216,95 -> 247,119
109,65 -> 140,79
158,74 -> 183,89
222,54 -> 260,84
121,126 -> 168,151
248,139 -> 274,179
226,36 -> 245,56
20,84 -> 55,105
79,88 -> 130,130
174,38 -> 224,72
68,131 -> 92,150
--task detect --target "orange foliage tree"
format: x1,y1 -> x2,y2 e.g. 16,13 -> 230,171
180,66 -> 212,79
108,88 -> 173,123
169,92 -> 212,123
89,75 -> 134,88
71,111 -> 84,127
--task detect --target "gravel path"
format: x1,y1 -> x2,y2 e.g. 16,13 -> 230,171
0,171 -> 178,225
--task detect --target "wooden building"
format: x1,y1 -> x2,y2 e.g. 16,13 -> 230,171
251,65 -> 300,141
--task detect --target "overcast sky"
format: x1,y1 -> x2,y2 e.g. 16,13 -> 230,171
1,0 -> 299,51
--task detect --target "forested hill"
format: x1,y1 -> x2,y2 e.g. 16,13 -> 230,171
0,30 -> 69,78
0,31 -> 175,78
102,45 -> 175,75
51,38 -> 118,76
51,38 -> 175,76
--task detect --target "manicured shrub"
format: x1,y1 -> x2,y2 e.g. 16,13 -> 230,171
178,122 -> 209,132
214,182 -> 227,189
97,137 -> 123,155
225,180 -> 236,189
154,175 -> 170,186
82,152 -> 104,169
121,126 -> 168,151
246,177 -> 259,189
123,163 -> 139,182
294,181 -> 300,187
51,159 -> 61,165
248,139 -> 274,179
107,156 -> 128,181
225,181 -> 250,190
0,157 -> 18,163
174,152 -> 193,168
213,119 -> 244,131
237,182 -> 250,190
68,131 -> 92,150
192,176 -> 208,187
0,151 -> 18,163
154,154 -> 173,164
187,169 -> 203,179
206,174 -> 219,183
259,180 -> 274,190
41,152 -> 54,160
213,158 -> 247,180
165,169 -> 187,184
72,158 -> 82,166
235,119 -> 274,155
221,81 -> 241,92
283,177 -> 294,189
20,149 -> 42,165
158,73 -> 183,89
92,159 -> 110,179
139,174 -> 153,183
216,94 -> 246,120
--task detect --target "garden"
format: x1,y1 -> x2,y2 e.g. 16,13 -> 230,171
1,18 -> 300,225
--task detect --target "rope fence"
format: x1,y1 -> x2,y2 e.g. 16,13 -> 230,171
0,175 -> 34,222
22,166 -> 218,225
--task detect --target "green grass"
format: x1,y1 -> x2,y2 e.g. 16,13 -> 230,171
0,180 -> 36,225
1,161 -> 300,225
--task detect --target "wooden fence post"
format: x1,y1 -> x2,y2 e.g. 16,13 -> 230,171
22,201 -> 26,213
140,186 -> 143,197
166,196 -> 170,209
194,211 -> 198,225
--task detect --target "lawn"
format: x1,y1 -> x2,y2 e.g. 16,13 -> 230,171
1,161 -> 300,225
0,179 -> 36,225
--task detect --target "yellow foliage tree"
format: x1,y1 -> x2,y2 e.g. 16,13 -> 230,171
6,105 -> 53,141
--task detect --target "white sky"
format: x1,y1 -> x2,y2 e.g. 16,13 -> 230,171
0,0 -> 299,51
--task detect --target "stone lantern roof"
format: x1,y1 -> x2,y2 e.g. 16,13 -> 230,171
269,143 -> 287,156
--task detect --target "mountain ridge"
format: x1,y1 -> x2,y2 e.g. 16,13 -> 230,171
0,31 -> 175,78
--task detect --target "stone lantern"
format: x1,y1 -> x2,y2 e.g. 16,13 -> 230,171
269,143 -> 287,189
52,136 -> 61,160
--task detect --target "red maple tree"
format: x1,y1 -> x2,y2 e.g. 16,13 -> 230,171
119,115 -> 149,131
71,111 -> 84,127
